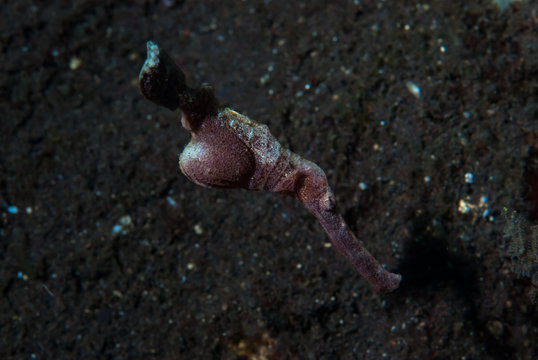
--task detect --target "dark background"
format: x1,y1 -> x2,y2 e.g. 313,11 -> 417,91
1,0 -> 537,359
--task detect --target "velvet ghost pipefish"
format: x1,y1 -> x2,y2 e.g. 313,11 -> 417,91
139,41 -> 401,294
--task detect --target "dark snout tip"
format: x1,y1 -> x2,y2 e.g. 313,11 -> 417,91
138,40 -> 182,111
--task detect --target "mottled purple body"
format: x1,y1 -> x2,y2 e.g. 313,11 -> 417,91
139,41 -> 401,294
180,108 -> 323,196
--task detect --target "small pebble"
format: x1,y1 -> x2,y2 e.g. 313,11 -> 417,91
194,223 -> 203,235
465,172 -> 474,184
405,81 -> 421,99
70,57 -> 82,70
